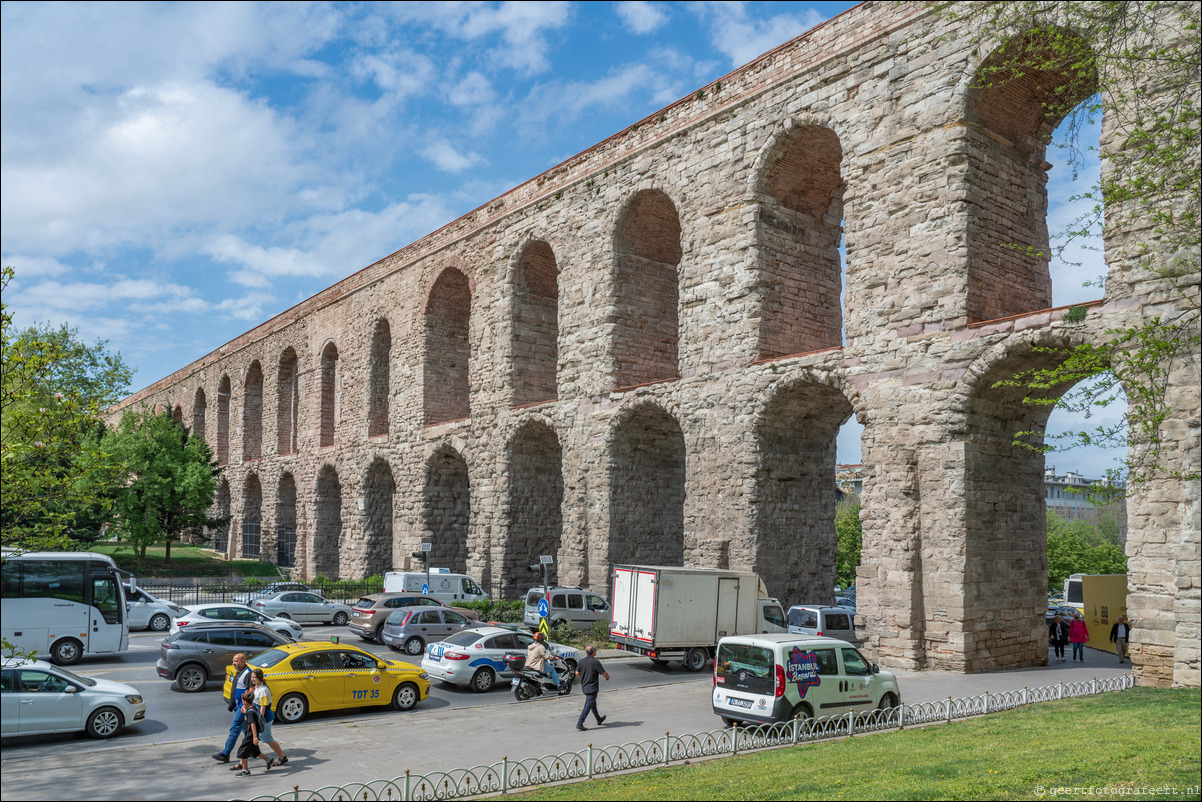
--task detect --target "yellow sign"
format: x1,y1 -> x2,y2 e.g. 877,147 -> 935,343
538,618 -> 550,637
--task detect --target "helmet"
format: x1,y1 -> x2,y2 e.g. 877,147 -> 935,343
534,631 -> 546,641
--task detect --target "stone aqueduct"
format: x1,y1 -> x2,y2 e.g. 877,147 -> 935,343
110,3 -> 1199,686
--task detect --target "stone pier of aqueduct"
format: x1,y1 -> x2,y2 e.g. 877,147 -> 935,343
110,2 -> 1199,686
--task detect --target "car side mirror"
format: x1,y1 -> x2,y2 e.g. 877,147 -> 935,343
64,685 -> 78,693
872,663 -> 880,674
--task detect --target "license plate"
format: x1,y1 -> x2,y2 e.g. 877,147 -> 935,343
510,678 -> 520,687
728,697 -> 753,709
352,611 -> 360,617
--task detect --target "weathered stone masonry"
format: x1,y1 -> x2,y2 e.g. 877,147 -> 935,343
113,2 -> 1199,687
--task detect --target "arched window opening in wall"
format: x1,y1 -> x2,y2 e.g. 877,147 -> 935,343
751,381 -> 853,605
511,240 -> 559,406
966,31 -> 1098,323
242,474 -> 262,559
613,190 -> 682,388
609,405 -> 685,574
422,447 -> 470,574
504,421 -> 563,598
276,473 -> 297,568
319,343 -> 339,447
314,465 -> 342,578
192,388 -> 207,443
212,479 -> 231,554
242,361 -> 263,462
277,348 -> 299,455
172,405 -> 183,425
368,319 -> 392,437
362,458 -> 396,577
756,125 -> 845,359
216,375 -> 231,465
424,268 -> 472,425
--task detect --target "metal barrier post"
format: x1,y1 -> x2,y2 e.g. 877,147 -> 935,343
848,711 -> 855,736
792,714 -> 799,744
732,723 -> 739,756
898,702 -> 905,729
984,692 -> 990,715
946,697 -> 952,723
587,744 -> 594,780
664,732 -> 670,767
1058,682 -> 1064,700
501,756 -> 508,795
403,769 -> 410,802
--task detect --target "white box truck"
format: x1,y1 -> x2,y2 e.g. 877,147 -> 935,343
610,565 -> 787,672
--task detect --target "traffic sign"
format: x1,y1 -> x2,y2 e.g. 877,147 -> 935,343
422,584 -> 430,595
538,618 -> 550,637
537,598 -> 549,618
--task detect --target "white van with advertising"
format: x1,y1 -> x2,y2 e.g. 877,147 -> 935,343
711,634 -> 901,727
382,570 -> 490,605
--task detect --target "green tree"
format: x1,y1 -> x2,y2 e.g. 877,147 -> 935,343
1,266 -> 134,551
835,496 -> 863,590
945,2 -> 1201,485
1046,510 -> 1129,590
104,408 -> 223,568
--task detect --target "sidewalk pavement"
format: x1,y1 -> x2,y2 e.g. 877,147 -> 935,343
0,649 -> 1131,802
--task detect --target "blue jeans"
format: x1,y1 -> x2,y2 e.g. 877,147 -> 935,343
545,663 -> 560,688
221,706 -> 245,757
1071,642 -> 1085,660
577,692 -> 601,727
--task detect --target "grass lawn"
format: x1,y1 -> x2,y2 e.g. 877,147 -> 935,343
91,542 -> 283,578
513,688 -> 1200,801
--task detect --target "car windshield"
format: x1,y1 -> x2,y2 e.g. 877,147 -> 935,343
442,631 -> 483,648
53,667 -> 97,687
249,649 -> 291,668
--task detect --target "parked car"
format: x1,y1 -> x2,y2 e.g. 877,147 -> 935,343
522,586 -> 610,631
250,591 -> 353,625
1,657 -> 146,739
785,605 -> 858,643
156,623 -> 292,692
420,625 -> 580,692
122,583 -> 182,632
348,593 -> 478,641
231,582 -> 313,605
380,606 -> 475,655
171,603 -> 304,640
1045,604 -> 1081,622
223,641 -> 430,723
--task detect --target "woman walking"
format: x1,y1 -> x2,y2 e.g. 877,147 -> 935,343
1068,614 -> 1089,662
249,668 -> 289,766
1048,615 -> 1070,663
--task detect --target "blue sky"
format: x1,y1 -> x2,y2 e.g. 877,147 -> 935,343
1,1 -> 1123,476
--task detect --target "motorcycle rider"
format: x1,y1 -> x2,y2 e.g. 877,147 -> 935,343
526,631 -> 562,690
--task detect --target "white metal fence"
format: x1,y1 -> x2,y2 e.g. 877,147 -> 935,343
237,673 -> 1135,801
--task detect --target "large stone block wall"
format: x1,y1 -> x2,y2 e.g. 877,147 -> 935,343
110,2 -> 1199,686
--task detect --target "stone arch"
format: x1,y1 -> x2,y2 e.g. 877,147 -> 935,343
172,404 -> 183,425
962,29 -> 1099,323
751,376 -> 855,606
319,342 -> 339,447
276,472 -> 298,568
424,267 -> 472,425
607,402 -> 686,573
361,457 -> 396,577
753,123 -> 846,358
242,360 -> 264,462
216,375 -> 231,465
368,319 -> 391,437
612,189 -> 682,388
192,388 -> 207,443
277,347 -> 299,455
422,445 -> 471,574
510,238 -> 559,406
503,418 -> 564,597
314,464 -> 343,578
241,473 -> 263,559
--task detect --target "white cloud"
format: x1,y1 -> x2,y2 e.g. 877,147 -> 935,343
690,1 -> 827,66
421,137 -> 487,173
449,72 -> 496,106
617,1 -> 669,35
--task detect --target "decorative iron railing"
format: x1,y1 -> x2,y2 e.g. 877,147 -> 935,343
234,673 -> 1135,801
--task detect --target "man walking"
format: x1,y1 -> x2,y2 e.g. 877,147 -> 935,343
1109,615 -> 1131,663
574,644 -> 609,732
213,652 -> 252,763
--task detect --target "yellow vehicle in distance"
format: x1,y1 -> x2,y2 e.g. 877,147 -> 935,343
223,641 -> 430,724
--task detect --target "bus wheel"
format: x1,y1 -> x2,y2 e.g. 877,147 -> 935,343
50,638 -> 83,666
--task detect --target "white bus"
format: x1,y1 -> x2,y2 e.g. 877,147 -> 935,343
1,551 -> 129,665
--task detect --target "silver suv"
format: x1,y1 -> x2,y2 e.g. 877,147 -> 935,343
522,587 -> 610,631
155,623 -> 291,692
785,605 -> 858,644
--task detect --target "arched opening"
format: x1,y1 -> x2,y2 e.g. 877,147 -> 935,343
362,458 -> 396,577
172,405 -> 183,425
314,465 -> 343,578
612,190 -> 681,388
966,30 -> 1098,323
368,319 -> 392,437
241,474 -> 262,559
276,473 -> 297,568
192,388 -> 207,443
756,125 -> 845,358
504,421 -> 563,597
424,268 -> 472,425
752,381 -> 854,606
212,478 -> 231,554
422,447 -> 470,574
242,361 -> 263,462
277,348 -> 299,455
608,405 -> 685,572
319,343 -> 339,447
511,240 -> 559,405
216,375 -> 231,465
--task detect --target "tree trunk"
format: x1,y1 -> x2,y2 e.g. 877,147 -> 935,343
165,539 -> 172,561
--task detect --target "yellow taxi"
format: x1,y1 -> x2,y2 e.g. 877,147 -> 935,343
223,641 -> 430,723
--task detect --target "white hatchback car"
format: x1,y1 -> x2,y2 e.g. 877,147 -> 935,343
420,626 -> 580,692
1,658 -> 147,739
171,603 -> 304,640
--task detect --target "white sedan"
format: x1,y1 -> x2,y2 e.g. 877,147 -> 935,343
1,658 -> 147,739
421,626 -> 579,692
171,603 -> 304,640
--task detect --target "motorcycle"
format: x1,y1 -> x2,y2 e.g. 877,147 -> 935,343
504,652 -> 574,701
